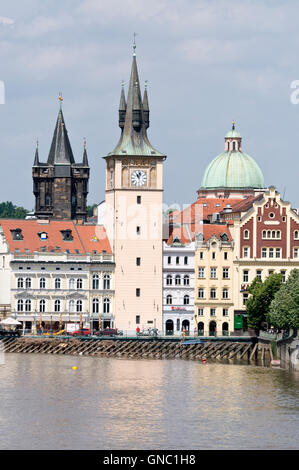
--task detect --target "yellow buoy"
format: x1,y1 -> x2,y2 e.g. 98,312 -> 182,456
72,366 -> 78,370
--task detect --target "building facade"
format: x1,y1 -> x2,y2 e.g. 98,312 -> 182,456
0,220 -> 114,332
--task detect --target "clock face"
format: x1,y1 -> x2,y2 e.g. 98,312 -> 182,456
131,170 -> 147,187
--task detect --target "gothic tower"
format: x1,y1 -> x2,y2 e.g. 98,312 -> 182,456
104,47 -> 166,333
32,105 -> 89,221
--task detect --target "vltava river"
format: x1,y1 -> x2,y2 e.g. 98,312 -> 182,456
0,354 -> 298,449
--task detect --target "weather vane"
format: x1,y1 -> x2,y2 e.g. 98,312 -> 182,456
133,32 -> 138,56
58,92 -> 63,108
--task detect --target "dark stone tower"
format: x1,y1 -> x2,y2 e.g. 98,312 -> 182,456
32,107 -> 89,221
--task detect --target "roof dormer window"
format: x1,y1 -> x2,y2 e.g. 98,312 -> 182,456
11,229 -> 23,241
38,232 -> 48,240
60,229 -> 73,241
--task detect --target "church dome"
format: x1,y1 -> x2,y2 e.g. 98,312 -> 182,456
201,123 -> 264,190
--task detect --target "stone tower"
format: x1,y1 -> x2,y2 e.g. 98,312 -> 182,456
104,47 -> 166,333
32,106 -> 89,221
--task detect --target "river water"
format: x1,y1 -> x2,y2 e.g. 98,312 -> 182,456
0,354 -> 298,450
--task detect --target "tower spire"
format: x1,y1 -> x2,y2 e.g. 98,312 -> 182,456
33,139 -> 39,166
119,81 -> 126,129
143,81 -> 149,129
47,107 -> 75,165
82,137 -> 89,166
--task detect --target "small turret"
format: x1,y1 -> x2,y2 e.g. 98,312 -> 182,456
119,82 -> 126,129
143,82 -> 149,129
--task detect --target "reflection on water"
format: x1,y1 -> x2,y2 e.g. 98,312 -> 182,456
0,354 -> 298,450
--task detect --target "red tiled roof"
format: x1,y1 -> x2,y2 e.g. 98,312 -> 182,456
171,198 -> 242,224
0,219 -> 111,254
166,222 -> 232,245
227,195 -> 263,214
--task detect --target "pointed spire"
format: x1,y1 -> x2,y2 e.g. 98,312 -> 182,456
82,137 -> 89,166
107,48 -> 165,158
119,81 -> 126,129
143,81 -> 149,129
33,139 -> 39,166
47,108 -> 75,165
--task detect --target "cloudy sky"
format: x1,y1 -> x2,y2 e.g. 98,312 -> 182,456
0,0 -> 299,210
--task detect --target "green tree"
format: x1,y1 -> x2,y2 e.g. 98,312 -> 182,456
0,201 -> 28,219
246,273 -> 283,330
87,204 -> 97,217
268,269 -> 299,329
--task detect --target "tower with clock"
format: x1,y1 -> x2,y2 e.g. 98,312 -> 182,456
103,46 -> 166,333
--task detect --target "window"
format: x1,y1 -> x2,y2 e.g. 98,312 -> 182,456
222,288 -> 228,299
183,275 -> 189,286
136,288 -> 140,297
39,299 -> 46,313
281,271 -> 286,283
137,196 -> 141,204
166,275 -> 172,286
294,248 -> 299,258
223,308 -> 228,317
92,274 -> 99,290
210,288 -> 216,299
103,298 -> 110,314
176,319 -> 180,331
69,278 -> 75,289
25,299 -> 31,312
243,270 -> 249,283
17,277 -> 24,288
199,252 -> 204,260
167,256 -> 171,265
243,293 -> 249,306
103,274 -> 110,290
223,268 -> 229,279
92,298 -> 99,314
210,308 -> 216,317
136,257 -> 141,266
184,295 -> 190,305
136,315 -> 140,324
77,278 -> 83,289
294,230 -> 299,239
256,270 -> 262,280
175,275 -> 181,286
166,294 -> 172,305
269,248 -> 274,258
69,300 -> 75,313
55,278 -> 61,290
11,228 -> 23,240
210,268 -> 217,279
25,278 -> 32,289
212,252 -> 216,260
262,248 -> 267,258
176,256 -> 180,265
39,278 -> 46,289
198,268 -> 205,279
276,248 -> 281,258
244,230 -> 249,239
60,230 -> 73,241
54,300 -> 60,312
136,226 -> 141,235
198,308 -> 204,316
243,247 -> 249,258
184,256 -> 188,265
76,300 -> 83,312
224,252 -> 228,260
198,288 -> 204,299
17,299 -> 24,312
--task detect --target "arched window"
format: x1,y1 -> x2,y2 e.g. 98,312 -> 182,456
92,274 -> 99,290
103,298 -> 110,314
25,299 -> 31,312
77,278 -> 83,289
184,295 -> 190,305
69,278 -> 75,289
166,294 -> 172,305
54,299 -> 61,312
166,275 -> 172,286
272,231 -> 276,239
45,194 -> 51,206
183,275 -> 190,286
244,230 -> 249,239
55,278 -> 61,290
17,277 -> 24,289
40,278 -> 46,289
267,231 -> 271,238
69,300 -> 75,313
184,256 -> 188,265
294,230 -> 299,239
25,278 -> 32,289
92,298 -> 99,314
175,275 -> 181,286
262,230 -> 266,238
39,299 -> 46,313
276,231 -> 281,238
17,299 -> 24,312
103,274 -> 110,290
76,300 -> 82,312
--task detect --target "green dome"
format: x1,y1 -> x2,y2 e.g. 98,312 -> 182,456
201,150 -> 265,190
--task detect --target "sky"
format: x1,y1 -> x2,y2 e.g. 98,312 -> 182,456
0,0 -> 299,210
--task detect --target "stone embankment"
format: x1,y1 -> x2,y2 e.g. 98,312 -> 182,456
0,336 -> 256,361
